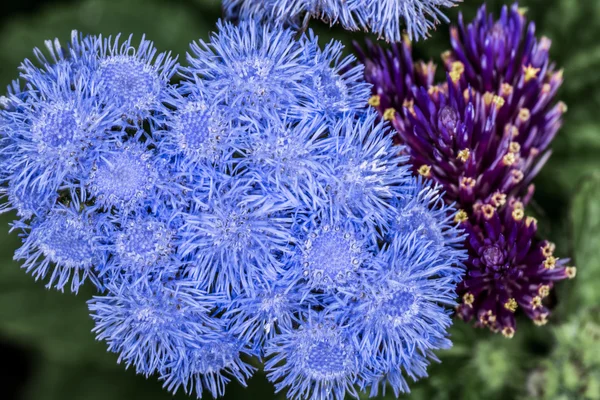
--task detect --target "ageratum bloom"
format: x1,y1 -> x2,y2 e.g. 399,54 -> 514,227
1,20 -> 467,400
357,3 -> 573,334
224,0 -> 461,41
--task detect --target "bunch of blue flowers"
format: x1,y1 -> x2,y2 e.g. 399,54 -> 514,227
0,21 -> 467,399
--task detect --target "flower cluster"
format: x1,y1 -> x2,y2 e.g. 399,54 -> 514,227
224,0 -> 461,42
357,3 -> 574,336
0,21 -> 466,399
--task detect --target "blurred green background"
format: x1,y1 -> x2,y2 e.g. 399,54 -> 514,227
0,0 -> 599,399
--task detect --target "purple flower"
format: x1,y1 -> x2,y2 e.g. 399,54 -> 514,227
357,3 -> 573,334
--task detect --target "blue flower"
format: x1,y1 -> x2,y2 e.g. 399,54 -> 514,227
184,20 -> 310,120
160,329 -> 256,399
265,315 -> 361,400
225,278 -> 316,350
84,33 -> 179,123
160,86 -> 236,165
97,207 -> 181,283
88,279 -> 221,376
298,32 -> 371,121
224,0 -> 461,41
0,70 -> 122,197
334,233 -> 461,396
391,176 -> 467,269
177,176 -> 294,294
12,200 -> 103,292
87,142 -> 162,211
318,111 -> 411,228
286,216 -> 378,293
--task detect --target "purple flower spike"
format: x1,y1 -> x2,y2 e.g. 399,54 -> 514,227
357,3 -> 573,335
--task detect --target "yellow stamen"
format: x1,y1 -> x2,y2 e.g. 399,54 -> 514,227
451,61 -> 465,74
519,108 -> 531,122
418,165 -> 431,178
491,192 -> 507,208
463,88 -> 470,101
460,177 -> 476,189
502,152 -> 516,166
504,298 -> 518,313
463,292 -> 474,306
450,70 -> 462,84
493,95 -> 505,110
512,208 -> 524,221
511,169 -> 524,183
502,327 -> 515,339
501,83 -> 514,97
457,148 -> 470,163
531,296 -> 543,309
506,124 -> 519,138
526,216 -> 538,228
482,204 -> 495,220
542,83 -> 551,94
534,314 -> 548,326
565,266 -> 577,279
403,99 -> 415,116
368,95 -> 381,107
544,256 -> 557,270
558,101 -> 568,113
538,285 -> 550,298
441,50 -> 452,64
454,210 -> 468,224
483,92 -> 494,106
523,65 -> 541,82
542,242 -> 555,257
383,108 -> 396,121
509,142 -> 521,154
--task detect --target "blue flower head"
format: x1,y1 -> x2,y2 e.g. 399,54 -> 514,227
319,111 -> 412,228
177,176 -> 294,295
0,70 -> 122,197
391,176 -> 467,271
224,0 -> 461,41
83,33 -> 179,123
88,279 -> 222,376
87,142 -> 162,211
184,20 -> 309,120
299,32 -> 371,121
336,233 -> 462,397
12,201 -> 103,292
160,329 -> 256,399
265,315 -> 361,400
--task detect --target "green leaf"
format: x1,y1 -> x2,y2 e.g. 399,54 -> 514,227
570,174 -> 600,307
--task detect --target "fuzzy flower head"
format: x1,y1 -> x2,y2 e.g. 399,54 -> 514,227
88,280 -> 221,376
224,0 -> 461,41
13,202 -> 103,292
183,20 -> 370,124
265,315 -> 361,400
160,329 -> 256,399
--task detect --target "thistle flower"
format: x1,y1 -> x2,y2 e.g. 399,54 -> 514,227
456,197 -> 574,336
223,0 -> 461,42
357,3 -> 571,334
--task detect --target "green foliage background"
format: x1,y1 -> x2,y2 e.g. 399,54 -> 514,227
0,0 -> 598,399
